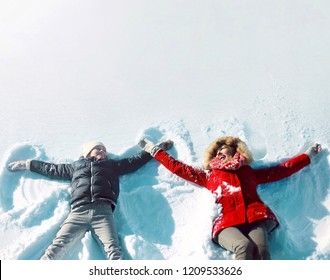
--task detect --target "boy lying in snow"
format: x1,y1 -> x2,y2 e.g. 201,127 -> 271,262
8,140 -> 173,260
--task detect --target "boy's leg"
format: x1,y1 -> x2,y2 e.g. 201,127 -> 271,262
91,202 -> 123,260
41,206 -> 89,260
217,226 -> 256,260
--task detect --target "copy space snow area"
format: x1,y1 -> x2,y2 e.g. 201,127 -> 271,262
0,0 -> 329,260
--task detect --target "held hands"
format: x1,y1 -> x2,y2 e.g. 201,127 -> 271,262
139,139 -> 173,156
7,160 -> 31,171
305,143 -> 322,160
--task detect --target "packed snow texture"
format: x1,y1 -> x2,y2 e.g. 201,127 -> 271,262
0,0 -> 329,260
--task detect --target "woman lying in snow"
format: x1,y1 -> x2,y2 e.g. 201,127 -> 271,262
139,137 -> 322,260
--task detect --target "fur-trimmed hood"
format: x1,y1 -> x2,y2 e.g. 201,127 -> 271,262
204,136 -> 253,169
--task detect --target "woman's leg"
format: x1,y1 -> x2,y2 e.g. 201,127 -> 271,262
247,220 -> 276,260
217,226 -> 257,260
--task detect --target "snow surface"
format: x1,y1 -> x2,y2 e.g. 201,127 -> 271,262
0,0 -> 329,260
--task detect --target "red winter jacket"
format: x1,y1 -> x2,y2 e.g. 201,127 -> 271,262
154,150 -> 311,241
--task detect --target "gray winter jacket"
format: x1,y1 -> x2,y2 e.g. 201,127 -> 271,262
30,151 -> 152,209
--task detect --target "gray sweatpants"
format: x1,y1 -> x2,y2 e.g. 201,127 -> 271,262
217,220 -> 277,260
41,201 -> 123,260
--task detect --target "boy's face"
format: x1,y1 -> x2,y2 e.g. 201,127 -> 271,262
89,145 -> 107,160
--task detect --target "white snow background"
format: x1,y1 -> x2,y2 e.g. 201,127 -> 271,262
0,0 -> 329,260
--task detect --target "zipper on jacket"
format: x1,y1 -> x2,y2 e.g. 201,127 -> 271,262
90,161 -> 94,202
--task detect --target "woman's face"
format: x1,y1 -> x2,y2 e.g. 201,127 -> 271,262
216,145 -> 236,163
89,145 -> 107,160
